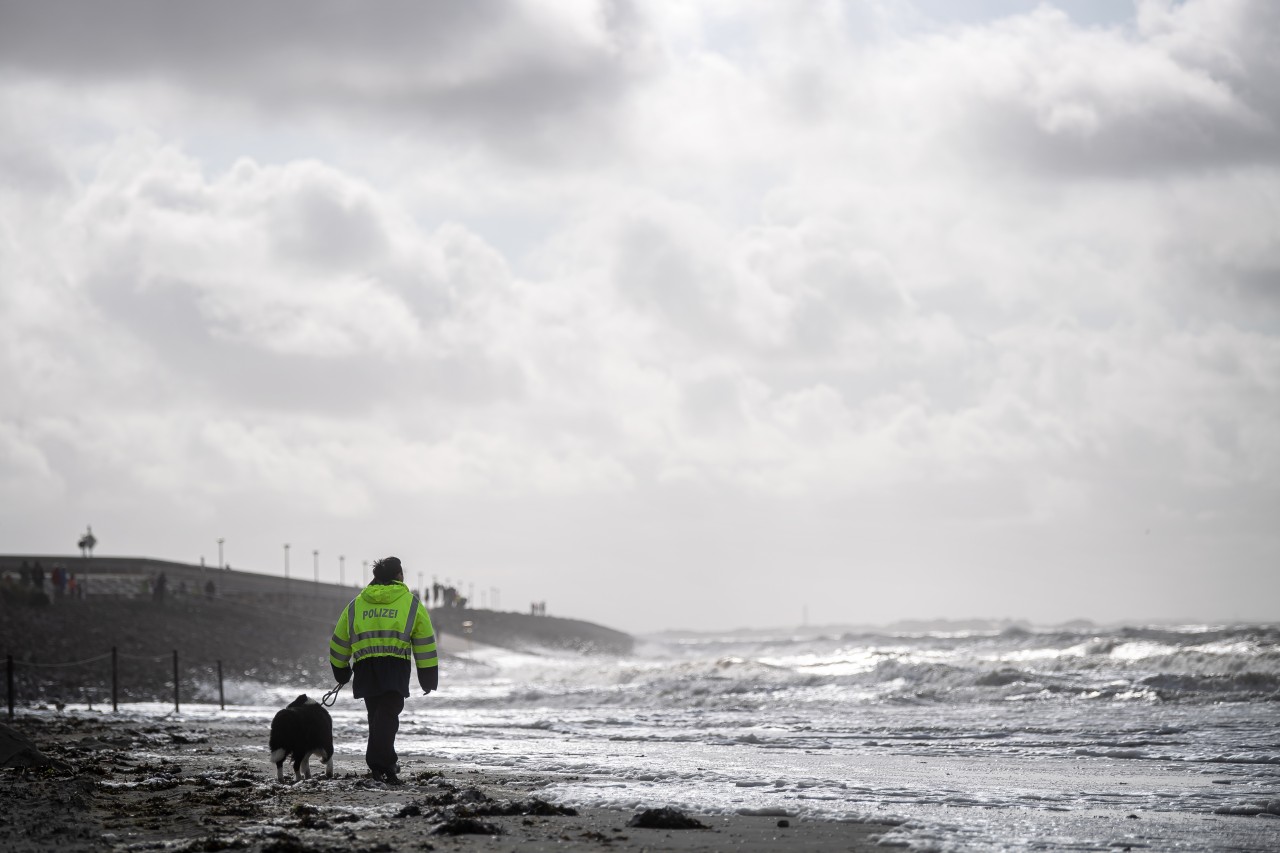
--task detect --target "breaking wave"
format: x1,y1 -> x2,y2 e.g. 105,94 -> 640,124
439,623 -> 1280,711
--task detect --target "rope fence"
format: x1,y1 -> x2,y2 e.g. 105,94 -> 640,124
5,647 -> 232,719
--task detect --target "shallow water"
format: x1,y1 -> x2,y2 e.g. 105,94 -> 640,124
87,624 -> 1280,851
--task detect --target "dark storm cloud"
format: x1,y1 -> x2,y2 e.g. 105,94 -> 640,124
0,0 -> 646,143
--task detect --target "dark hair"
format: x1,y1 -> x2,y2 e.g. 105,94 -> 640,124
371,556 -> 402,584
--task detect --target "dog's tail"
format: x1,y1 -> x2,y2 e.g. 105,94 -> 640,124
270,748 -> 286,765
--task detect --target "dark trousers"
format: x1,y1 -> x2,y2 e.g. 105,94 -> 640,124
364,691 -> 405,773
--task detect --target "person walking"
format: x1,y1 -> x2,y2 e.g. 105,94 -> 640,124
329,556 -> 439,785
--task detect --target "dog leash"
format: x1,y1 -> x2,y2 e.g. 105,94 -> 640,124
321,682 -> 344,707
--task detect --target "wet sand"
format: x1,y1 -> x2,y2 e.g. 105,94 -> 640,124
3,713 -> 894,852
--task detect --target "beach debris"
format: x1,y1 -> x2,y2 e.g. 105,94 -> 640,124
432,816 -> 504,835
291,803 -> 331,829
462,796 -> 577,817
1212,801 -> 1278,816
626,806 -> 709,829
777,819 -> 791,827
457,786 -> 489,803
414,781 -> 577,818
520,798 -> 579,816
169,731 -> 207,744
0,722 -> 65,769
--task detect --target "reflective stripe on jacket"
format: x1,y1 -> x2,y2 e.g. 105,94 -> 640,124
330,580 -> 438,673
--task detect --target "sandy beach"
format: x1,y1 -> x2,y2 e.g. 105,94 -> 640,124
5,596 -> 1277,850
3,712 -> 894,853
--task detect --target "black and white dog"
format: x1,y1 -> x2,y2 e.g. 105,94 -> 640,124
269,694 -> 334,783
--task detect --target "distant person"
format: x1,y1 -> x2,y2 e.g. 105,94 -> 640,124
204,579 -> 216,599
19,560 -> 31,586
153,572 -> 167,603
67,574 -> 77,598
329,556 -> 438,785
32,560 -> 45,592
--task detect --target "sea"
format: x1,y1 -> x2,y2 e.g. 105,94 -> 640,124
110,624 -> 1280,851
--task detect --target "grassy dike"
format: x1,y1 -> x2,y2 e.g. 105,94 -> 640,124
1,568 -> 632,708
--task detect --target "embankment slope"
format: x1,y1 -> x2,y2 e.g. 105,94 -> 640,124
1,589 -> 631,706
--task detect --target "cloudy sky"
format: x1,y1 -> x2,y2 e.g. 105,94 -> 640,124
2,0 -> 1277,633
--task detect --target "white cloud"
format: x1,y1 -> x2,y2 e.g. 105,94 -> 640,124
1,0 -> 1277,628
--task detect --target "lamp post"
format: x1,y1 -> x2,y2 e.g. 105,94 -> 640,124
339,555 -> 345,587
283,543 -> 290,585
217,538 -> 224,570
313,550 -> 319,585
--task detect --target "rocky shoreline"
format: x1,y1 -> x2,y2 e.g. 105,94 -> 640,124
2,713 -> 892,852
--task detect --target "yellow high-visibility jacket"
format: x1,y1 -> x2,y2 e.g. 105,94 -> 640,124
329,580 -> 438,696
